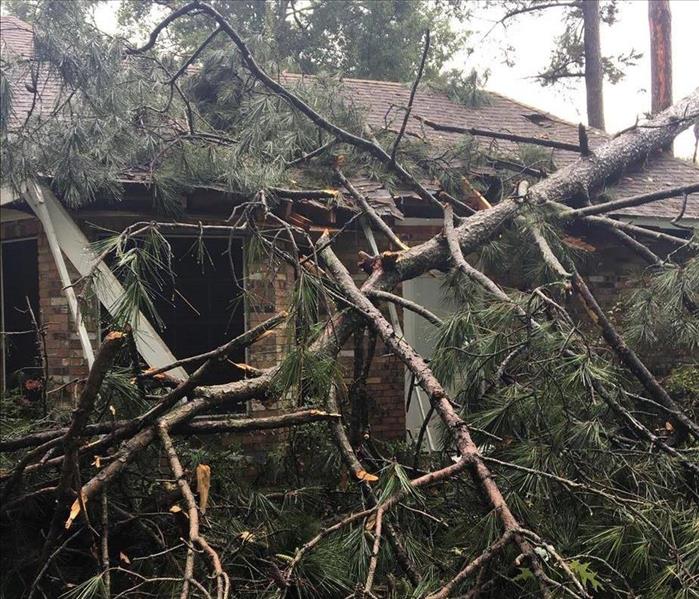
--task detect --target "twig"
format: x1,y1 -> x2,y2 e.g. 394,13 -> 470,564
391,29 -> 430,162
140,312 -> 287,379
564,183 -> 699,218
26,298 -> 48,416
157,424 -> 229,599
101,486 -> 111,597
427,530 -> 517,599
335,168 -> 409,250
365,290 -> 443,327
167,26 -> 222,85
419,117 -> 582,152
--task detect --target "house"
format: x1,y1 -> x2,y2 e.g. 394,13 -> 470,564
1,15 -> 697,452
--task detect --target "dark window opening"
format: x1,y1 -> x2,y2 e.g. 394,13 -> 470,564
1,239 -> 41,389
152,237 -> 246,385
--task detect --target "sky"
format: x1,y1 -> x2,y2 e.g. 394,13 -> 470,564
93,0 -> 698,161
450,0 -> 699,159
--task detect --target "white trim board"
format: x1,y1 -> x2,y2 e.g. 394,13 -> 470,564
24,183 -> 96,367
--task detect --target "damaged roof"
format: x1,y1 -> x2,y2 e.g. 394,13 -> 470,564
2,15 -> 697,222
286,73 -> 697,221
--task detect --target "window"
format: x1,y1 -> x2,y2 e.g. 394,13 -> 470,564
1,238 -> 41,389
151,236 -> 246,385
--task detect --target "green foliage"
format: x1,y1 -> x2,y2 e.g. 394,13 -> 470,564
117,0 -> 470,82
623,256 -> 699,355
665,364 -> 699,402
568,559 -> 603,592
428,68 -> 491,108
422,232 -> 699,598
60,575 -> 107,599
90,227 -> 173,328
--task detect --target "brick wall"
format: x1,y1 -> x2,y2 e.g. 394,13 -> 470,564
2,212 -> 679,450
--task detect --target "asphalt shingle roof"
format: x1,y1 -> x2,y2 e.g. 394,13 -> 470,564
2,15 -> 697,221
1,15 -> 62,130
284,74 -> 698,221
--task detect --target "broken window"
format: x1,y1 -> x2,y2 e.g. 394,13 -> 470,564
1,238 -> 41,389
151,236 -> 246,385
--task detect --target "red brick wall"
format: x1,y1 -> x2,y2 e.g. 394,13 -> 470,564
2,212 -> 678,449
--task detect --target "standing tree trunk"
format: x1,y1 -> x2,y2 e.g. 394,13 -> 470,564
648,0 -> 673,115
582,0 -> 605,130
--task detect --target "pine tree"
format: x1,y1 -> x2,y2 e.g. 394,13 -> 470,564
1,3 -> 697,598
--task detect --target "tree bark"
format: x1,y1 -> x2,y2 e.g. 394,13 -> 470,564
528,88 -> 698,206
649,0 -> 673,115
582,0 -> 605,130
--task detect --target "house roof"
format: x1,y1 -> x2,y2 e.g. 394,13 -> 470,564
284,73 -> 698,221
0,14 -> 33,56
2,15 -> 697,222
1,15 -> 62,130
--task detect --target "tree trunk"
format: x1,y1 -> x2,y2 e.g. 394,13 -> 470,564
648,0 -> 673,115
582,0 -> 605,130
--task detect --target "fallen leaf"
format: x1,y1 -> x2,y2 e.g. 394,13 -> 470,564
196,464 -> 211,514
119,551 -> 131,564
169,504 -> 182,513
238,531 -> 255,543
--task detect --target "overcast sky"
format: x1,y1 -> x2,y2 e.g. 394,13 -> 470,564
450,0 -> 698,159
92,0 -> 699,160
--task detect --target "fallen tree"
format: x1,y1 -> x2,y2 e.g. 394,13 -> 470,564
1,3 -> 698,598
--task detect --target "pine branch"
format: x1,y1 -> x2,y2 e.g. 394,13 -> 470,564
565,183 -> 699,218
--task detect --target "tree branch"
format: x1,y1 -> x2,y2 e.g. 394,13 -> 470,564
565,183 -> 699,218
391,29 -> 430,162
157,424 -> 229,599
419,117 -> 582,152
